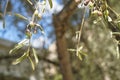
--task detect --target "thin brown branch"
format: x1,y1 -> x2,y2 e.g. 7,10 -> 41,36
57,0 -> 81,21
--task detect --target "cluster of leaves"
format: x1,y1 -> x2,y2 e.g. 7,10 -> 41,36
69,0 -> 120,60
9,39 -> 38,70
1,0 -> 53,70
1,0 -> 120,69
87,0 -> 120,58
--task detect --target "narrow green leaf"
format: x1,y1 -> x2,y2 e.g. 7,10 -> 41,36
67,49 -> 76,52
9,39 -> 28,54
27,0 -> 33,5
78,53 -> 82,60
9,43 -> 25,54
36,24 -> 44,34
80,51 -> 87,57
18,39 -> 29,45
14,13 -> 28,21
42,7 -> 45,13
48,0 -> 53,8
41,0 -> 46,13
112,32 -> 120,35
28,56 -> 35,70
12,52 -> 28,65
117,20 -> 120,23
32,48 -> 39,64
116,46 -> 119,59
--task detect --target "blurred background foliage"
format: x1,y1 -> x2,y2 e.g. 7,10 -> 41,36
0,0 -> 120,80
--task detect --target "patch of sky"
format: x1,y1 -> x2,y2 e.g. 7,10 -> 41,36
56,0 -> 63,4
0,14 -> 25,42
0,25 -> 22,42
17,21 -> 26,31
11,0 -> 28,17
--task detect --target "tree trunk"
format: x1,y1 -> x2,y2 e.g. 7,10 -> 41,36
53,15 -> 74,80
53,0 -> 81,80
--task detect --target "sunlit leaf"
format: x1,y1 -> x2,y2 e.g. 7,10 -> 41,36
76,49 -> 87,60
9,39 -> 28,54
48,0 -> 53,8
78,46 -> 83,51
108,16 -> 112,22
67,49 -> 76,52
28,56 -> 35,70
116,45 -> 119,59
88,1 -> 94,8
117,20 -> 120,23
112,32 -> 120,35
9,44 -> 25,54
27,0 -> 33,5
12,52 -> 28,65
80,51 -> 87,57
93,20 -> 97,24
18,39 -> 29,45
36,24 -> 44,34
14,13 -> 28,21
78,53 -> 82,60
32,48 -> 39,64
42,6 -> 45,13
104,10 -> 109,17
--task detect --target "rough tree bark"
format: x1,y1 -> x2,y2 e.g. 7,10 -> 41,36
53,0 -> 81,80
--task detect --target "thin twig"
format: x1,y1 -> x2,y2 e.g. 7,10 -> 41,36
107,5 -> 119,17
3,0 -> 9,28
76,7 -> 86,55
